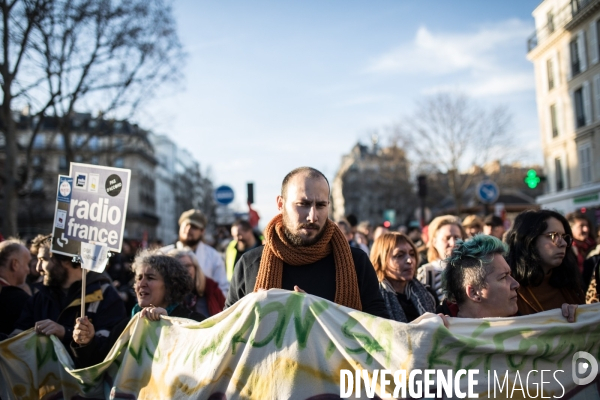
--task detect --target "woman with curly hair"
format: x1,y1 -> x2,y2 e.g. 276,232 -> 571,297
70,251 -> 205,368
371,232 -> 437,322
505,209 -> 585,316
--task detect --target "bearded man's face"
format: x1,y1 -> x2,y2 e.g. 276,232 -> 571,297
277,173 -> 330,246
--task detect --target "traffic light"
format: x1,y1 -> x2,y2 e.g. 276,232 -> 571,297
247,182 -> 254,204
524,169 -> 541,189
417,175 -> 427,197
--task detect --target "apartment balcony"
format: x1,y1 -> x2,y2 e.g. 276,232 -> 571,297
528,0 -> 600,52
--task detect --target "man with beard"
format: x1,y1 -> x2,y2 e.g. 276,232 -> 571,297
172,209 -> 229,296
225,219 -> 262,281
225,167 -> 388,318
10,236 -> 125,348
0,239 -> 32,338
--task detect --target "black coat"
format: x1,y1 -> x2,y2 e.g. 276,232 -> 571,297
70,304 -> 205,369
225,245 -> 389,319
0,285 -> 31,338
13,272 -> 126,348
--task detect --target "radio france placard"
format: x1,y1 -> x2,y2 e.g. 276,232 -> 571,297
51,163 -> 131,257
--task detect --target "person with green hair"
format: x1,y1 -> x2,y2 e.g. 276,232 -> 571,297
441,235 -> 577,322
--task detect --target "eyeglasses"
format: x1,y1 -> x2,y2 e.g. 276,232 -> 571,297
541,232 -> 573,247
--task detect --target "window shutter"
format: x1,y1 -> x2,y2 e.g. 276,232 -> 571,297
566,42 -> 572,79
542,60 -> 549,93
590,21 -> 599,64
557,97 -> 563,136
594,74 -> 600,119
583,80 -> 592,125
579,30 -> 588,72
546,105 -> 552,140
553,51 -> 560,86
570,89 -> 576,129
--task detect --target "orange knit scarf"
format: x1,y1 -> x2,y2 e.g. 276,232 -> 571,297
254,214 -> 362,311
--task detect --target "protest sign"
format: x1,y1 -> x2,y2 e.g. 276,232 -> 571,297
51,163 -> 131,257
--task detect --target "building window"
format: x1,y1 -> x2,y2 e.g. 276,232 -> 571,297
547,59 -> 555,90
574,88 -> 586,128
597,20 -> 600,59
89,136 -> 99,150
547,11 -> 555,33
114,157 -> 124,168
571,39 -> 581,75
32,134 -> 44,149
555,158 -> 564,191
550,104 -> 558,137
59,156 -> 68,170
54,134 -> 64,149
32,177 -> 44,192
90,156 -> 99,165
579,144 -> 592,184
75,134 -> 86,147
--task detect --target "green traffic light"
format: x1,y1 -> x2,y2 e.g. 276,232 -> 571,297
524,169 -> 541,189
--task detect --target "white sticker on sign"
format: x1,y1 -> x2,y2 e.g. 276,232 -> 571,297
55,209 -> 67,229
80,242 -> 109,273
88,173 -> 99,193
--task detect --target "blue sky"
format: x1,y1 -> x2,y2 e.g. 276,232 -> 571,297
141,0 -> 543,227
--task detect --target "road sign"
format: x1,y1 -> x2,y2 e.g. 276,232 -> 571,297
215,185 -> 235,205
51,163 -> 131,257
476,180 -> 500,204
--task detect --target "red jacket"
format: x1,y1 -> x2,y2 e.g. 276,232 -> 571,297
204,277 -> 225,316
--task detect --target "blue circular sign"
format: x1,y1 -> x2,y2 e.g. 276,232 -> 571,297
476,180 -> 500,204
215,185 -> 235,205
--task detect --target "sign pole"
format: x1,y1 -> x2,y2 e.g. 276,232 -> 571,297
80,268 -> 87,318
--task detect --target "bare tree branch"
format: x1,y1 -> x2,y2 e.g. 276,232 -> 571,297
391,92 -> 516,213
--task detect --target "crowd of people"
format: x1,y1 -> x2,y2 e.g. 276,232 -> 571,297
0,166 -> 599,371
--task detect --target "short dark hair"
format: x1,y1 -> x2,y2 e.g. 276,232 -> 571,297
483,215 -> 504,228
505,209 -> 582,292
29,234 -> 48,255
232,219 -> 253,232
336,220 -> 351,235
345,214 -> 358,227
566,211 -> 590,225
443,235 -> 507,305
38,234 -> 80,268
131,250 -> 192,305
281,167 -> 330,197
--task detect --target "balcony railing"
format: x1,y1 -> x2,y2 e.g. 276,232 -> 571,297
527,0 -> 599,52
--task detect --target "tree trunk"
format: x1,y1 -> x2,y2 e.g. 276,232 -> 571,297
2,95 -> 18,237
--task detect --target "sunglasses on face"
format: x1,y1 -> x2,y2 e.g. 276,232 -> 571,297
541,232 -> 573,247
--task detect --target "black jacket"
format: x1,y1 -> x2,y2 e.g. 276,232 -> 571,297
70,304 -> 205,368
0,285 -> 31,338
225,245 -> 389,319
13,272 -> 126,348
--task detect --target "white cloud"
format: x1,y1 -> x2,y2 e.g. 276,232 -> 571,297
423,71 -> 535,97
366,19 -> 532,76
